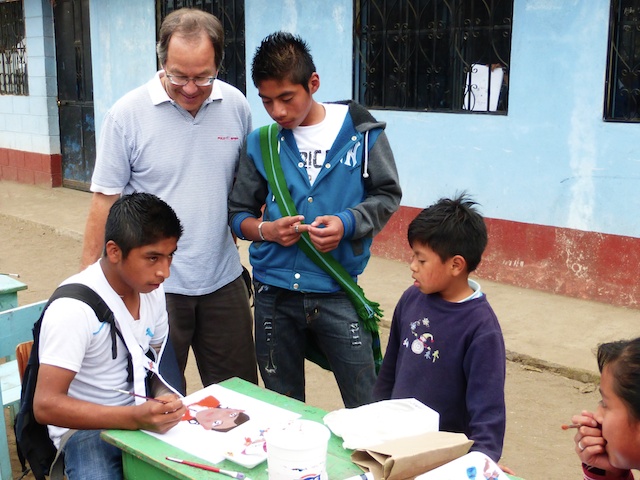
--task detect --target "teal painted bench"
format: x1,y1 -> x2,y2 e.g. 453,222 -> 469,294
0,275 -> 27,312
0,300 -> 46,480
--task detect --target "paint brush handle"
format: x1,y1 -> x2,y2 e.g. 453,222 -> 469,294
166,456 -> 220,472
165,457 -> 245,479
111,388 -> 167,404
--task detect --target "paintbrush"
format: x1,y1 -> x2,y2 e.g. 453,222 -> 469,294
110,388 -> 168,404
561,423 -> 581,430
166,457 -> 248,479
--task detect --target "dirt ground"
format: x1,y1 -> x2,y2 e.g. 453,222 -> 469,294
0,215 -> 617,479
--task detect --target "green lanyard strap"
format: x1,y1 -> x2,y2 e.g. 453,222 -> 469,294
259,124 -> 383,372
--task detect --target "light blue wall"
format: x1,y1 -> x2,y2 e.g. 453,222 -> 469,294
245,0 -> 353,128
245,0 -> 640,239
10,0 -> 632,239
0,1 -> 157,154
90,0 -> 157,139
0,0 -> 58,154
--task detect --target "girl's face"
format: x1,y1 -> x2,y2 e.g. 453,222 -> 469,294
594,364 -> 640,469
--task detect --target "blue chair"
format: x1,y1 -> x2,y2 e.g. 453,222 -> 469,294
0,301 -> 46,480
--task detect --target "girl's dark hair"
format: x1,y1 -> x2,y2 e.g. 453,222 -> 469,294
251,31 -> 316,92
597,338 -> 640,421
104,192 -> 183,258
407,192 -> 487,272
157,8 -> 224,69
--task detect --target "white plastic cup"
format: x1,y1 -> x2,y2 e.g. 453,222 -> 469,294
264,419 -> 331,480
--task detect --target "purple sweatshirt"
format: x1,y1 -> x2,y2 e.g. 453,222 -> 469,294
373,285 -> 506,461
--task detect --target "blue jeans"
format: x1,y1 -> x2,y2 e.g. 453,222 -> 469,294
63,430 -> 123,480
254,281 -> 376,408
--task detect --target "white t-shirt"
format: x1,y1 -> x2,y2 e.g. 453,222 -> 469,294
39,261 -> 169,447
293,103 -> 348,185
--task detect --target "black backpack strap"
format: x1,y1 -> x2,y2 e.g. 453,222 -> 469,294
47,284 -> 132,381
51,284 -> 115,354
15,283 -> 130,480
50,285 -> 116,357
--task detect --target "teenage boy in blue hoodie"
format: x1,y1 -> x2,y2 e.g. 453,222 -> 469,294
229,31 -> 401,408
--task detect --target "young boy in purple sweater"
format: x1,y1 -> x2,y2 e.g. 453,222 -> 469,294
373,193 -> 506,462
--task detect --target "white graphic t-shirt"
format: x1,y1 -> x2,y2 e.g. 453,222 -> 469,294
293,103 -> 348,185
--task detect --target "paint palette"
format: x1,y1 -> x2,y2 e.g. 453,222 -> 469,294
223,428 -> 269,468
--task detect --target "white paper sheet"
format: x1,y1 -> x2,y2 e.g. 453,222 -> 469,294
463,64 -> 504,112
323,398 -> 439,449
144,384 -> 300,467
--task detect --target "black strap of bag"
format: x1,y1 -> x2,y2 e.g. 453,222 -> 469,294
14,283 -> 128,480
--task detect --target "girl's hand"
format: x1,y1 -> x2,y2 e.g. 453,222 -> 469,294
572,410 -> 627,475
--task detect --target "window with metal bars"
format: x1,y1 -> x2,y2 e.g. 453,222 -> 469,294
605,0 -> 640,122
354,0 -> 513,113
157,0 -> 246,93
0,0 -> 28,96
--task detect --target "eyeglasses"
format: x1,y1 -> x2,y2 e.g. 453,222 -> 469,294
165,73 -> 216,87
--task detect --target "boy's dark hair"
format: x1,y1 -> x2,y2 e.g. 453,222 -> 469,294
597,338 -> 640,422
251,31 -> 316,92
157,8 -> 225,70
104,192 -> 183,258
408,193 -> 487,272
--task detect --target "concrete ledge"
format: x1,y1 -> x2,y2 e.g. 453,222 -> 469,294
507,350 -> 600,384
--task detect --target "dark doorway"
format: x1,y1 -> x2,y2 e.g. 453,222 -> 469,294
53,0 -> 96,191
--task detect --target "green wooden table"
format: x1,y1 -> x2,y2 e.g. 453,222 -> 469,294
101,378 -> 363,480
102,378 -> 525,480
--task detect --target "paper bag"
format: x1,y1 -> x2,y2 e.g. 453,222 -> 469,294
351,431 -> 473,480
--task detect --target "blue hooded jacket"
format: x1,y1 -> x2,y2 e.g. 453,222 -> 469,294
229,101 -> 401,293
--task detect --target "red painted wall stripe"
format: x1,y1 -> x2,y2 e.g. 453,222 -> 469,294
372,206 -> 640,309
0,148 -> 62,187
3,149 -> 638,309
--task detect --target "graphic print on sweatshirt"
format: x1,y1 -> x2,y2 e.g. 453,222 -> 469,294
299,141 -> 362,185
402,317 -> 440,363
299,148 -> 326,184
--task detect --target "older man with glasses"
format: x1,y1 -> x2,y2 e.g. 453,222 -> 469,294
81,8 -> 257,392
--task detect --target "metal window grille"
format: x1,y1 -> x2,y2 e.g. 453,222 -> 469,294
157,0 -> 246,93
0,0 -> 28,96
605,0 -> 640,122
354,0 -> 513,113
